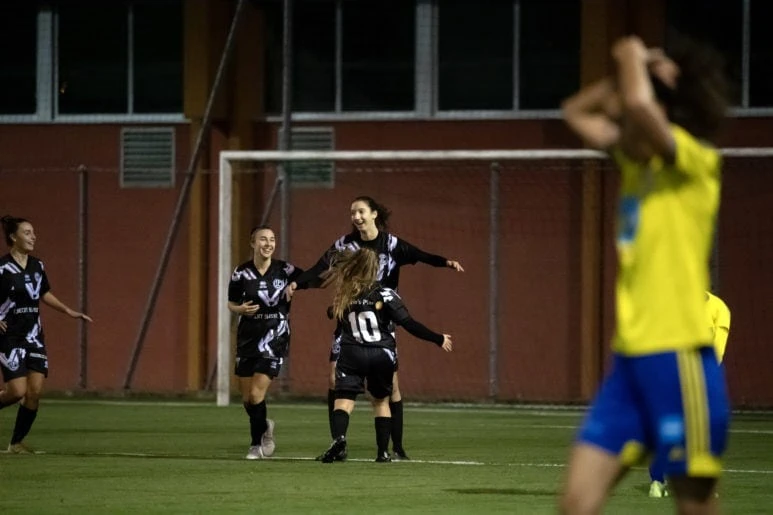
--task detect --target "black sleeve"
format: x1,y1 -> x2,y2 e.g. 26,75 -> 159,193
293,258 -> 328,289
0,270 -> 10,302
395,238 -> 447,268
293,240 -> 341,289
399,317 -> 444,346
380,288 -> 444,346
227,268 -> 243,303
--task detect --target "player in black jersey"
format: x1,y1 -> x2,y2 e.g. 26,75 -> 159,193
316,248 -> 452,463
285,196 -> 463,460
0,215 -> 92,453
228,226 -> 306,460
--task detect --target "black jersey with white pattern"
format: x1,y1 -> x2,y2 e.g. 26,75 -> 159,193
338,286 -> 413,350
228,259 -> 303,359
0,254 -> 51,349
294,231 -> 448,290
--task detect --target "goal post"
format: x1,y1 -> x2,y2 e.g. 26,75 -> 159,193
216,147 -> 773,407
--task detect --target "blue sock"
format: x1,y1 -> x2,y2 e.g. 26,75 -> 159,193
649,460 -> 665,483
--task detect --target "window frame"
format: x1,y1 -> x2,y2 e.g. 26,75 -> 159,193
0,2 -> 185,124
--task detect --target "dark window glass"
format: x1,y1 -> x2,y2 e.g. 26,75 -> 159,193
341,0 -> 415,111
264,0 -> 336,113
519,0 -> 580,110
666,0 -> 742,106
133,0 -> 183,113
58,1 -> 128,114
0,2 -> 38,115
439,0 -> 513,110
750,0 -> 773,107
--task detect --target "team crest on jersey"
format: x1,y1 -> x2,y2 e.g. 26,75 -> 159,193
273,279 -> 286,290
0,348 -> 26,372
24,272 -> 43,300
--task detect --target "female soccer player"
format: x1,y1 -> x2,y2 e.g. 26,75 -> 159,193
0,215 -> 92,453
227,226 -> 305,460
315,248 -> 452,463
285,195 -> 463,459
648,291 -> 732,498
560,35 -> 730,514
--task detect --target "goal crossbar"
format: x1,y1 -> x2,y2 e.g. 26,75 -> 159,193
216,146 -> 773,406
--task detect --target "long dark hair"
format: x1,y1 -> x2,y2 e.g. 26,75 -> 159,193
1,215 -> 30,247
321,248 -> 380,321
351,196 -> 391,233
658,33 -> 730,143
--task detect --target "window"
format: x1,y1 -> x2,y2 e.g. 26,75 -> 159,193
58,2 -> 129,114
342,1 -> 415,111
56,0 -> 182,116
264,1 -> 336,112
265,0 -> 415,113
0,3 -> 38,115
750,1 -> 773,107
518,0 -> 580,110
264,0 -> 580,116
666,0 -> 743,106
133,1 -> 184,113
438,0 -> 513,110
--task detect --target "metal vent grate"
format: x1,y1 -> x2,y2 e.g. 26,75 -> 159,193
121,128 -> 176,188
279,127 -> 335,188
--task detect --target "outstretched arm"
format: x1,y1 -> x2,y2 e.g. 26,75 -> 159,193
398,317 -> 453,352
42,291 -> 93,322
284,255 -> 329,301
399,238 -> 465,272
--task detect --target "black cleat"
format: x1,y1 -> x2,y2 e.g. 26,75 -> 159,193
319,436 -> 348,463
375,451 -> 392,463
391,448 -> 410,461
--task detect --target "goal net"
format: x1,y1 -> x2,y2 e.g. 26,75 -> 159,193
216,148 -> 773,408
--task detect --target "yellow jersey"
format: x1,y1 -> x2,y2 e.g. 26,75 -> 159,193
706,291 -> 731,362
612,125 -> 721,355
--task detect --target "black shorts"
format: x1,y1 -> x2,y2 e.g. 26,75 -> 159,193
0,338 -> 49,382
335,345 -> 397,400
329,332 -> 400,372
234,355 -> 283,379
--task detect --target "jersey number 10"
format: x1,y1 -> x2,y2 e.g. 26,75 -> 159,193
348,311 -> 382,343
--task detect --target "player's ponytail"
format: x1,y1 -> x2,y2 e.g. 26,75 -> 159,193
321,248 -> 379,321
353,195 -> 391,232
1,215 -> 29,247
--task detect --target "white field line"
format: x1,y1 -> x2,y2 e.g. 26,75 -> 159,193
36,451 -> 773,474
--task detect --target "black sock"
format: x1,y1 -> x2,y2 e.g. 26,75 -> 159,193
11,404 -> 38,445
389,400 -> 404,451
0,397 -> 16,410
375,417 -> 391,456
327,389 -> 336,439
243,401 -> 267,446
331,409 -> 350,440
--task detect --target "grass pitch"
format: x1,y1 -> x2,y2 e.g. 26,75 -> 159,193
1,400 -> 771,514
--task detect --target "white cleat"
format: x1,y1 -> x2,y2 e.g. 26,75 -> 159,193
261,419 -> 276,457
648,481 -> 668,498
245,445 -> 265,460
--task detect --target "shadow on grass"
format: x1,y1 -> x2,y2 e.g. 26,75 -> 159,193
447,487 -> 555,497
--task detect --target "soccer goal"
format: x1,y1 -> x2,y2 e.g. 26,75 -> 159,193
216,147 -> 773,407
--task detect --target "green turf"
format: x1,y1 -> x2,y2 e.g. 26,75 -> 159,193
1,401 -> 771,514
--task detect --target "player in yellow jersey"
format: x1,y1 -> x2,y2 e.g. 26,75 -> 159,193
649,291 -> 732,497
560,34 -> 730,515
706,292 -> 731,363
